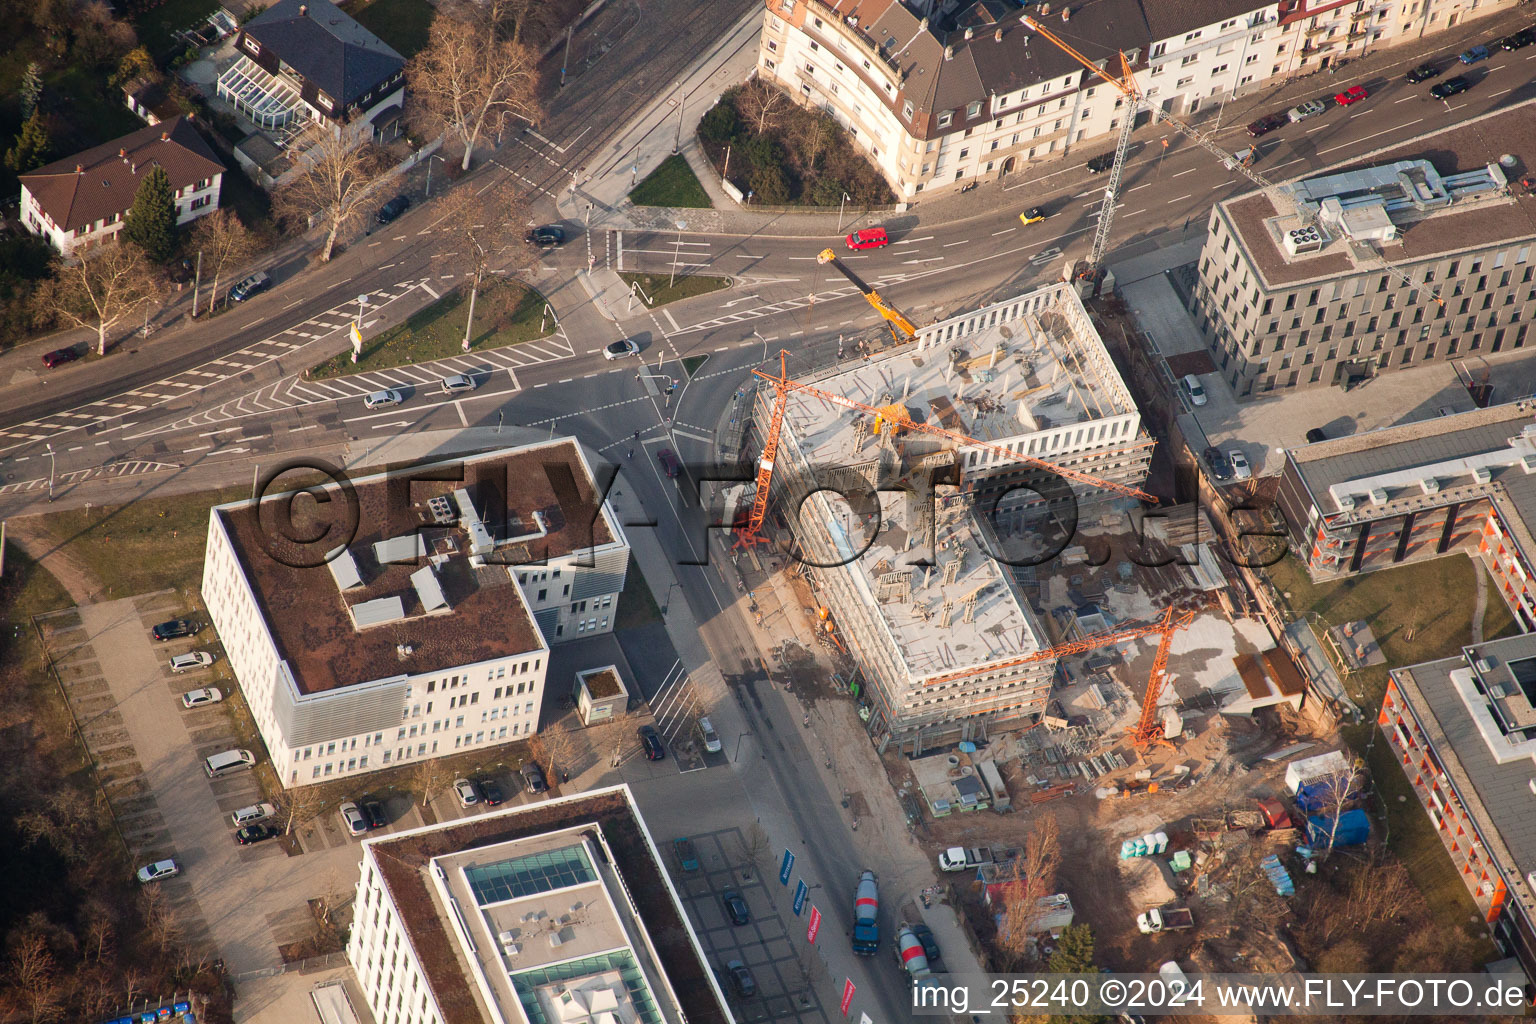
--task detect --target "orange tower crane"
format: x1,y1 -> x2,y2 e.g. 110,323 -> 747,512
742,349 -> 793,540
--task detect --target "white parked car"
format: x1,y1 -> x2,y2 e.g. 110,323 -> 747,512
603,339 -> 640,361
181,687 -> 223,708
339,801 -> 368,837
698,716 -> 722,754
454,778 -> 480,807
1181,373 -> 1208,407
440,373 -> 476,394
1228,450 -> 1253,480
137,859 -> 180,883
363,389 -> 404,409
231,802 -> 277,827
170,651 -> 215,673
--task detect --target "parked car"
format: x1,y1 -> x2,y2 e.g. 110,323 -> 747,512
180,686 -> 223,708
656,448 -> 681,478
480,777 -> 506,805
376,194 -> 411,224
362,799 -> 388,829
1459,44 -> 1491,63
723,889 -> 750,926
454,778 -> 480,807
339,801 -> 368,837
170,651 -> 215,673
363,389 -> 404,409
604,339 -> 640,360
1085,152 -> 1115,173
1181,373 -> 1208,407
911,922 -> 941,962
440,373 -> 476,394
845,226 -> 889,250
1228,450 -> 1253,480
1430,76 -> 1471,100
698,715 -> 722,753
231,802 -> 276,827
726,960 -> 756,998
153,619 -> 201,641
638,725 -> 665,761
1018,207 -> 1047,225
41,347 -> 79,369
1405,63 -> 1441,83
1514,28 -> 1536,47
228,271 -> 271,303
1202,446 -> 1232,482
525,225 -> 566,246
236,824 -> 279,845
1333,85 -> 1369,106
1305,427 -> 1329,444
520,762 -> 548,794
1287,99 -> 1327,122
1246,112 -> 1287,137
137,859 -> 180,883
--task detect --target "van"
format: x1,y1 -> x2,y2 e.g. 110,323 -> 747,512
1181,373 -> 1208,406
204,748 -> 256,777
170,651 -> 215,673
231,802 -> 276,826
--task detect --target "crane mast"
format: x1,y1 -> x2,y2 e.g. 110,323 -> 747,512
816,248 -> 919,344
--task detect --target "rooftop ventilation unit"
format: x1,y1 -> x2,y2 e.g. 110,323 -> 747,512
1419,477 -> 1440,494
374,535 -> 427,564
1283,226 -> 1324,256
327,547 -> 363,589
411,565 -> 448,612
1335,493 -> 1356,511
453,487 -> 495,558
351,596 -> 405,628
427,495 -> 455,524
1472,466 -> 1493,484
1487,682 -> 1511,699
1369,487 -> 1389,506
1521,454 -> 1536,474
1475,658 -> 1494,673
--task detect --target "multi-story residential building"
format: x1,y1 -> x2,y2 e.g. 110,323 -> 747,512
1274,399 -> 1536,630
1193,103 -> 1536,398
218,0 -> 405,144
19,116 -> 223,254
747,282 -> 1153,748
201,440 -> 628,788
756,0 -> 1521,198
348,784 -> 731,1024
1379,633 -> 1536,980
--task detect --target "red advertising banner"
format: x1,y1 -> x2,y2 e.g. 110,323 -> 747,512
807,905 -> 822,943
840,979 -> 856,1017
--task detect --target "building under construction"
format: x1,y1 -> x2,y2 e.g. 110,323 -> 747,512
747,282 -> 1154,748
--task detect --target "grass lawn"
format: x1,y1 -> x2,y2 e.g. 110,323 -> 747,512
29,485 -> 245,598
615,557 -> 662,630
132,0 -> 219,58
618,272 -> 730,309
46,65 -> 146,153
342,0 -> 435,58
682,354 -> 709,377
309,278 -> 551,379
628,154 -> 712,209
0,543 -> 74,674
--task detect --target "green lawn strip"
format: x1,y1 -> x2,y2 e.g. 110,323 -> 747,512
342,0 -> 434,57
309,278 -> 551,379
30,485 -> 245,597
682,354 -> 709,377
628,154 -> 711,209
617,272 -> 730,309
614,557 -> 662,630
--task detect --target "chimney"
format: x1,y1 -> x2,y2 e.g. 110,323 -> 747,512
75,164 -> 83,174
160,131 -> 169,141
994,28 -> 1003,42
944,44 -> 954,60
964,26 -> 974,40
919,16 -> 929,31
1061,6 -> 1070,21
119,148 -> 128,160
298,3 -> 307,13
1041,3 -> 1050,15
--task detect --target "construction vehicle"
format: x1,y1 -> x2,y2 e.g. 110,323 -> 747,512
852,870 -> 880,955
1136,904 -> 1195,933
816,248 -> 918,346
895,924 -> 933,978
1019,15 -> 1441,306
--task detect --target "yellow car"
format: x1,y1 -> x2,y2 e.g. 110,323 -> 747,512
1019,208 -> 1046,226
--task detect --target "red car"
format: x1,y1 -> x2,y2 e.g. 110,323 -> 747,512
41,347 -> 78,369
845,226 -> 889,250
1334,85 -> 1369,105
656,448 -> 680,478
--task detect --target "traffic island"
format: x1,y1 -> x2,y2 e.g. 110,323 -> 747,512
617,271 -> 730,309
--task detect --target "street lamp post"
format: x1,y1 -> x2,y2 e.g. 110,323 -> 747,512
836,192 -> 852,232
46,443 -> 55,502
425,154 -> 446,197
752,329 -> 768,364
673,85 -> 685,154
668,220 -> 688,289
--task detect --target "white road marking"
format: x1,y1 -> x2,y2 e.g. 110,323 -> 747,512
903,257 -> 943,264
663,309 -> 682,334
1172,168 -> 1195,177
184,445 -> 210,452
1129,183 -> 1152,191
1319,119 -> 1421,155
1167,194 -> 1193,203
991,227 -> 1015,236
455,400 -> 469,428
1395,96 -> 1415,103
943,239 -> 969,247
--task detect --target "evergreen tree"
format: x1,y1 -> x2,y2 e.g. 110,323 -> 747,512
20,62 -> 43,119
1028,925 -> 1107,1024
123,165 -> 178,263
4,111 -> 51,174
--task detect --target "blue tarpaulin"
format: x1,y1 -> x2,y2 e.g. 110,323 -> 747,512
1307,809 -> 1371,847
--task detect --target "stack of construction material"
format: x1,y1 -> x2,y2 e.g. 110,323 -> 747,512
1259,854 -> 1295,896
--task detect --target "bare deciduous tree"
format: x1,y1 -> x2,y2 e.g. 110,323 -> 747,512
994,812 -> 1061,967
433,179 -> 530,351
189,208 -> 257,312
275,127 -> 388,262
739,80 -> 791,136
738,822 -> 771,880
1311,756 -> 1368,861
407,1 -> 542,171
412,755 -> 452,808
139,884 -> 182,954
35,242 -> 159,355
536,724 -> 576,783
277,784 -> 327,836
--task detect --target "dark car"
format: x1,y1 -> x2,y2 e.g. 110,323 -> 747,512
362,800 -> 388,830
1203,446 -> 1232,482
41,347 -> 79,369
478,776 -> 506,805
228,271 -> 271,303
726,960 -> 756,998
518,763 -> 546,795
1305,427 -> 1329,444
1517,28 -> 1536,47
656,448 -> 681,478
1246,113 -> 1287,138
153,619 -> 201,641
1405,63 -> 1441,83
235,824 -> 278,845
1085,152 -> 1115,174
723,889 -> 750,926
911,922 -> 941,962
377,195 -> 411,224
526,225 -> 566,246
1500,31 -> 1532,50
638,725 -> 665,761
1430,76 -> 1470,100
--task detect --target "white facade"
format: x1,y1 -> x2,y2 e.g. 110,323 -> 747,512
21,172 -> 221,254
351,852 -> 446,1024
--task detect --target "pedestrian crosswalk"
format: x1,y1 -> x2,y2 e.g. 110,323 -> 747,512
0,458 -> 178,494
